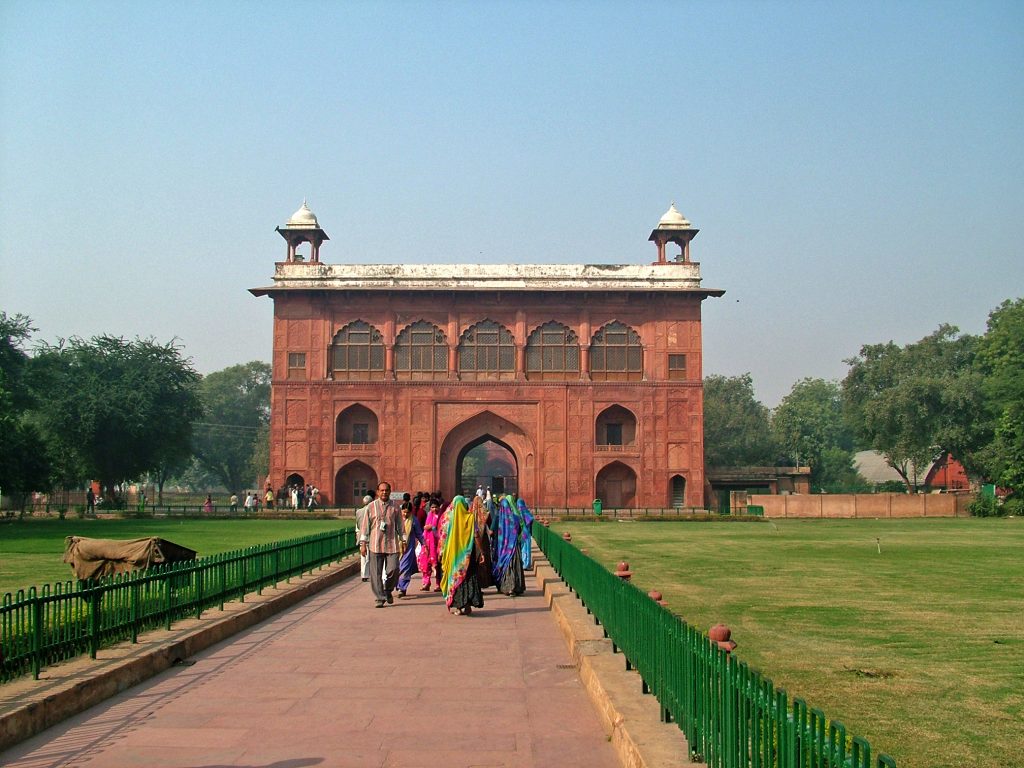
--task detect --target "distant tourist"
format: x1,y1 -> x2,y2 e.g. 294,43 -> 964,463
203,494 -> 213,514
230,493 -> 238,513
86,487 -> 95,515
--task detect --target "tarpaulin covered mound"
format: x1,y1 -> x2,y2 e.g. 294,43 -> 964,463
62,536 -> 198,581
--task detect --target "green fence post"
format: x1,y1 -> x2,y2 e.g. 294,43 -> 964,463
89,584 -> 102,659
165,567 -> 174,630
31,595 -> 43,680
219,556 -> 226,610
195,565 -> 204,620
240,551 -> 247,603
130,576 -> 140,644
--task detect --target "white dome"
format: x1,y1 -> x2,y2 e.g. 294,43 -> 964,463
287,200 -> 319,228
657,202 -> 691,229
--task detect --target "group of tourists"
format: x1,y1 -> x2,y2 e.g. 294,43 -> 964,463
356,483 -> 534,615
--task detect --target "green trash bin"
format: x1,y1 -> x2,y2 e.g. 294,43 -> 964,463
593,498 -> 603,516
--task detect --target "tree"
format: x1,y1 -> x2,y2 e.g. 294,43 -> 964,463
32,335 -> 202,502
0,313 -> 52,507
772,378 -> 860,491
841,325 -> 988,492
191,362 -> 271,494
703,373 -> 778,467
975,298 -> 1024,492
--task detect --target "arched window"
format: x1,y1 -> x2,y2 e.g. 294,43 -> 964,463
526,322 -> 579,381
336,404 -> 379,446
331,321 -> 385,380
595,405 -> 637,449
458,320 -> 516,381
394,321 -> 448,380
590,321 -> 643,382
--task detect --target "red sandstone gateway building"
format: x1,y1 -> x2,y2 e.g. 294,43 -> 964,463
251,202 -> 723,510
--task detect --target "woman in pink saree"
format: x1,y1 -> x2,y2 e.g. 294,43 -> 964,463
417,500 -> 441,591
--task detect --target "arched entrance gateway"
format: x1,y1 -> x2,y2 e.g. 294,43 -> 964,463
596,461 -> 637,508
439,411 -> 533,503
458,436 -> 518,497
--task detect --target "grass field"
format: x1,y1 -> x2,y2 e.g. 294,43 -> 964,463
0,518 -> 353,596
551,517 -> 1023,768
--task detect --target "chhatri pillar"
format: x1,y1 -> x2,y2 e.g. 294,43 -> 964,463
276,200 -> 330,263
649,202 -> 699,265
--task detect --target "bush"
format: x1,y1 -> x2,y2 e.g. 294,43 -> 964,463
1001,495 -> 1022,517
968,494 -> 1003,517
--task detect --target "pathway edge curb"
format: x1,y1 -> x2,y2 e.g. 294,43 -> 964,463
0,558 -> 359,753
534,555 -> 701,768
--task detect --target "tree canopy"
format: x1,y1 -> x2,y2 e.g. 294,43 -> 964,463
772,378 -> 861,491
0,313 -> 52,506
841,325 -> 989,492
703,373 -> 778,467
32,335 -> 202,500
191,361 -> 271,494
975,298 -> 1024,491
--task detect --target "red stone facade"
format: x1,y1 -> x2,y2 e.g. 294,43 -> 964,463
254,205 -> 721,510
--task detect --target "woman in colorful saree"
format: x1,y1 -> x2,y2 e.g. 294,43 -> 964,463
490,496 -> 526,596
439,495 -> 485,616
397,501 -> 424,598
417,500 -> 441,591
516,498 -> 535,570
469,495 -> 495,589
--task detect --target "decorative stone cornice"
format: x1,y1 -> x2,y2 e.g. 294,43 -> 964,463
250,262 -> 723,296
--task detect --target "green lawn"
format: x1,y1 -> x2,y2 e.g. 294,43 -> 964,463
552,517 -> 1024,768
0,518 -> 353,596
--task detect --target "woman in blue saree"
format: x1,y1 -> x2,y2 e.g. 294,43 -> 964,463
516,498 -> 534,570
490,496 -> 526,596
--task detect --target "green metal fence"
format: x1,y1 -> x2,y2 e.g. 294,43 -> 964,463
1,528 -> 358,683
534,524 -> 896,768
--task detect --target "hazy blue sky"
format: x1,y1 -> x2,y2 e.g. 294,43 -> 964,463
2,1 -> 1021,405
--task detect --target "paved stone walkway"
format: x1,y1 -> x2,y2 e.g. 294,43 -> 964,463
2,571 -> 621,768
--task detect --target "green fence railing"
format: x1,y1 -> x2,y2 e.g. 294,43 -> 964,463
1,528 -> 358,683
534,524 -> 896,768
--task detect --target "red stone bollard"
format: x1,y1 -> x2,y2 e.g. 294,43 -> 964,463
614,561 -> 632,580
581,548 -> 589,555
709,623 -> 737,653
562,531 -> 572,542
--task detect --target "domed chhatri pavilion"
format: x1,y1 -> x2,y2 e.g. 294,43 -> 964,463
251,202 -> 724,510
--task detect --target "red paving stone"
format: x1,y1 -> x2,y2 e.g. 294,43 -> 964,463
2,572 -> 621,768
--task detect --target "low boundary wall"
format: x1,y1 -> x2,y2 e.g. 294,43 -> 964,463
748,493 -> 972,519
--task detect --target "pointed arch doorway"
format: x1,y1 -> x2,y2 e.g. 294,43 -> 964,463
438,410 -> 534,502
458,436 -> 518,497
